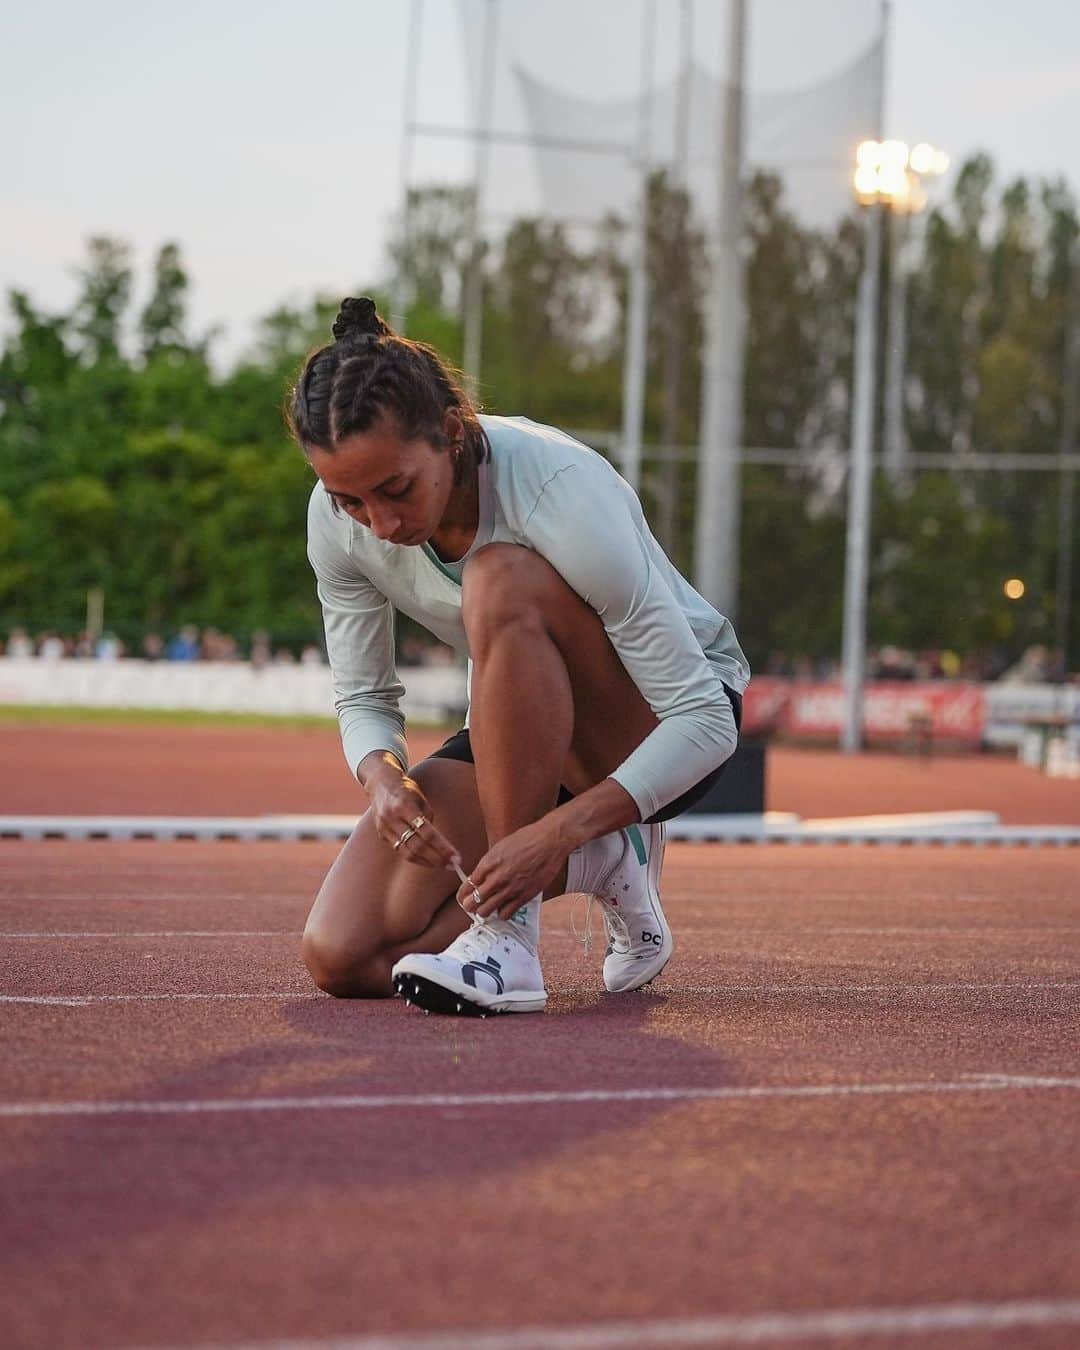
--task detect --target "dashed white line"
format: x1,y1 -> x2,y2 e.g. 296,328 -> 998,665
174,1297 -> 1080,1347
1,1074 -> 1077,1120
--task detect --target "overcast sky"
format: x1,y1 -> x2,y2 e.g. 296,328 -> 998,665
3,0 -> 1078,365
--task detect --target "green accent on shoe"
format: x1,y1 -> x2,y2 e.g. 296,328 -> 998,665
624,823 -> 647,865
421,543 -> 463,586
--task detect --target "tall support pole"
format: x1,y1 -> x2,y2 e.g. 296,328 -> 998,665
694,0 -> 746,619
1056,241 -> 1079,671
883,204 -> 909,480
841,201 -> 884,753
658,0 -> 694,550
391,0 -> 425,335
840,0 -> 889,753
462,0 -> 498,388
619,0 -> 658,493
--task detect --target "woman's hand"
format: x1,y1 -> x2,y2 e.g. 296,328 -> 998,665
359,751 -> 461,871
456,818 -> 569,921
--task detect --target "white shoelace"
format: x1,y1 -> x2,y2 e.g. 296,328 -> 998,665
570,893 -> 630,956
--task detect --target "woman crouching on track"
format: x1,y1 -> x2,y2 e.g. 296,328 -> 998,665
291,297 -> 749,1016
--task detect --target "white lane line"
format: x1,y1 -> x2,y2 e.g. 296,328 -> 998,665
4,928 -> 1076,941
174,1297 -> 1080,1348
0,993 -> 317,1005
2,1074 -> 1077,1120
2,981 -> 1077,1007
0,931 -> 298,938
0,894 -> 287,902
173,1297 -> 1080,1348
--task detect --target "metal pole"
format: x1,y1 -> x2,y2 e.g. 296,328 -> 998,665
619,0 -> 657,493
658,0 -> 693,549
883,204 -> 908,480
462,0 -> 499,387
1056,242 -> 1079,671
391,0 -> 424,335
694,0 -> 746,619
841,201 -> 884,753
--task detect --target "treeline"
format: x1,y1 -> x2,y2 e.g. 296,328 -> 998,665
0,155 -> 1077,667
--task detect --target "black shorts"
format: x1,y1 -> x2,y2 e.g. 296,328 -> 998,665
426,684 -> 743,825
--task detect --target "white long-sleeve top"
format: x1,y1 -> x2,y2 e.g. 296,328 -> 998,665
307,414 -> 750,820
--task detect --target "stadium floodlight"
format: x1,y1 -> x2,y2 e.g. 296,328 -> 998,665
855,139 -> 949,211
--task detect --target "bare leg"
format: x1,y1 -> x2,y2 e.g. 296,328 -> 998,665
462,543 -> 659,869
302,758 -> 486,997
305,545 -> 664,998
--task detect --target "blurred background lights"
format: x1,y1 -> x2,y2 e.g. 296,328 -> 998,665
1004,578 -> 1026,601
854,139 -> 950,206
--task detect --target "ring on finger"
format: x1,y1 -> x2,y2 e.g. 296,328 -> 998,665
392,825 -> 417,851
411,815 -> 427,831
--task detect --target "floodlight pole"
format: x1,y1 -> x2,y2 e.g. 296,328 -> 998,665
391,0 -> 424,335
1056,241 -> 1079,670
694,0 -> 746,621
462,0 -> 499,388
841,199 -> 884,753
619,0 -> 658,493
883,204 -> 908,479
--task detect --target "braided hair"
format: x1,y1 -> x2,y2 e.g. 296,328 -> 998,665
288,298 -> 489,485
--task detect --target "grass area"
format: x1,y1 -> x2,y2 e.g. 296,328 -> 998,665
0,704 -> 341,730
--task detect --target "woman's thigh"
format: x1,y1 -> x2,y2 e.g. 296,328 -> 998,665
302,757 -> 488,988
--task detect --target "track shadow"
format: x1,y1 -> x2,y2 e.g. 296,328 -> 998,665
1,984 -> 736,1270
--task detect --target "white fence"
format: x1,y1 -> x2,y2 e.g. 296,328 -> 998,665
0,658 -> 468,724
0,658 -> 1076,748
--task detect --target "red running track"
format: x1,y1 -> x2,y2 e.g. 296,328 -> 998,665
1,840 -> 1078,1348
2,720 -> 1080,823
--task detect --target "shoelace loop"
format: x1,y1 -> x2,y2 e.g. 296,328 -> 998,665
570,892 -> 630,957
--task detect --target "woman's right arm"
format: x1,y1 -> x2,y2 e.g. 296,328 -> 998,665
308,490 -> 460,869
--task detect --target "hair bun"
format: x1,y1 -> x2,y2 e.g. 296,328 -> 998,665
332,296 -> 390,344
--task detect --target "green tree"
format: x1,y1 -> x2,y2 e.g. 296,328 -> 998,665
72,237 -> 133,363
139,242 -> 190,359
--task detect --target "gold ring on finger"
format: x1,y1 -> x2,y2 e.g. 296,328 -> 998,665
411,815 -> 427,831
393,825 -> 417,851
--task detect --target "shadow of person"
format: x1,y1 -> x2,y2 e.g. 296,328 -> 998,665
1,978 -> 737,1272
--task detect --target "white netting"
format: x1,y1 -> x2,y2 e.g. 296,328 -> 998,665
434,0 -> 885,232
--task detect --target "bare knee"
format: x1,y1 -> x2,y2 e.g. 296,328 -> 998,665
301,923 -> 391,999
461,543 -> 560,641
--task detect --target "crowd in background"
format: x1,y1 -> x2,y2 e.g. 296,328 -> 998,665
762,646 -> 1072,684
2,627 -> 1072,684
1,626 -> 461,670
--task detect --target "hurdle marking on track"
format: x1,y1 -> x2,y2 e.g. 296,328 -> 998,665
170,1297 -> 1080,1347
2,1073 -> 1077,1120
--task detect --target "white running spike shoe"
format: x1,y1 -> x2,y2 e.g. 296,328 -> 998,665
391,917 -> 547,1016
590,822 -> 671,992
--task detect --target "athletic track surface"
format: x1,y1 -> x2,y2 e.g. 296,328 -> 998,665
2,722 -> 1078,1348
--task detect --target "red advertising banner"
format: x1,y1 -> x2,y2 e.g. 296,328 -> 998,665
741,679 -> 986,746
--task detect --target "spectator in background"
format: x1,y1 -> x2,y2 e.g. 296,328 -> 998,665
142,633 -> 164,661
95,632 -> 123,660
249,630 -> 272,669
37,632 -> 65,661
5,628 -> 34,658
166,625 -> 200,661
300,643 -> 325,666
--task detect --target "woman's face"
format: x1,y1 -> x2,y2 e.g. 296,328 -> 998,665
308,412 -> 462,545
